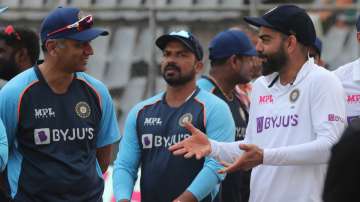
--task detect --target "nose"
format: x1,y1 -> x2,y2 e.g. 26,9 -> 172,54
83,42 -> 94,55
255,40 -> 263,53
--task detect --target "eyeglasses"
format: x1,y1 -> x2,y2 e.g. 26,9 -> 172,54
4,25 -> 21,40
47,15 -> 93,37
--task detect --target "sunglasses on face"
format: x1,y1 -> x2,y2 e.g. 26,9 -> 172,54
4,25 -> 21,40
47,15 -> 93,37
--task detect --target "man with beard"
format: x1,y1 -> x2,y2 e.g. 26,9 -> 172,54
169,5 -> 346,202
197,29 -> 257,202
113,30 -> 235,202
0,25 -> 39,83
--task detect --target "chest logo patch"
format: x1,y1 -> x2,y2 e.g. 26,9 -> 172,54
179,113 -> 193,127
75,101 -> 91,118
289,89 -> 300,103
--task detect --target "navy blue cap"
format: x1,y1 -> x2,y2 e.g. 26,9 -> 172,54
313,37 -> 322,55
156,30 -> 204,60
244,5 -> 316,46
40,7 -> 108,44
209,30 -> 257,60
357,15 -> 360,31
0,6 -> 8,14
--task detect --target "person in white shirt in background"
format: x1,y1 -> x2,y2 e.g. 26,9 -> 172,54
334,15 -> 360,124
170,4 -> 346,202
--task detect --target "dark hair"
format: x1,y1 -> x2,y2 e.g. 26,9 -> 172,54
0,26 -> 40,65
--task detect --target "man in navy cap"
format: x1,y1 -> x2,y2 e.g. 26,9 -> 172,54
113,30 -> 235,202
170,5 -> 346,202
197,29 -> 257,202
0,7 -> 120,201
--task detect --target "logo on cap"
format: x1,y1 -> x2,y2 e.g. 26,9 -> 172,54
265,6 -> 278,15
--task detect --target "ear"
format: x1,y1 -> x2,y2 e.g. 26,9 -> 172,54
195,60 -> 204,73
45,40 -> 59,56
286,35 -> 297,53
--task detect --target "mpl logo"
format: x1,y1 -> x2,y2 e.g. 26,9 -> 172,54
34,108 -> 55,119
347,94 -> 360,104
259,95 -> 273,104
144,118 -> 162,126
34,128 -> 50,145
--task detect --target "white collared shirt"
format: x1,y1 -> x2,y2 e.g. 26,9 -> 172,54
334,58 -> 360,123
210,58 -> 346,202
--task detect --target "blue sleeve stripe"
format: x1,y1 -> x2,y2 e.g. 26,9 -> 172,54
194,97 -> 206,128
17,80 -> 39,122
76,78 -> 102,110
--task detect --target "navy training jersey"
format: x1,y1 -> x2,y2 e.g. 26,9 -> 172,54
198,76 -> 250,202
0,67 -> 120,202
113,87 -> 235,202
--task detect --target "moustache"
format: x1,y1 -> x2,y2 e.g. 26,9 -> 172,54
164,63 -> 181,72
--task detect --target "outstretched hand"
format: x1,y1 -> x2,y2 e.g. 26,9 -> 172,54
169,122 -> 211,159
218,144 -> 263,174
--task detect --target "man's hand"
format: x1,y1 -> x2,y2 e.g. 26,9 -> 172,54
169,122 -> 211,159
173,190 -> 198,202
219,144 -> 263,174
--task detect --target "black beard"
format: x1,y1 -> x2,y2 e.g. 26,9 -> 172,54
259,47 -> 288,76
162,63 -> 196,86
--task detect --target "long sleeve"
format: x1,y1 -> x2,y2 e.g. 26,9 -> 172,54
263,71 -> 346,165
112,107 -> 141,201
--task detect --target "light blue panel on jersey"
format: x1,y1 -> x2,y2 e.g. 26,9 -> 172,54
8,142 -> 23,198
77,72 -> 121,148
197,77 -> 215,92
0,68 -> 38,146
0,119 -> 8,171
113,93 -> 163,201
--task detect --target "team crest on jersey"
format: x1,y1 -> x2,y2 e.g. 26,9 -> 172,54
289,89 -> 300,103
75,101 -> 91,118
179,113 -> 193,127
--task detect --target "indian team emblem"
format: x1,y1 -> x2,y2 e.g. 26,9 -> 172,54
75,101 -> 91,118
179,113 -> 193,127
289,89 -> 300,103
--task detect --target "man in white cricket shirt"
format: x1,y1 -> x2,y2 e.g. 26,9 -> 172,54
334,16 -> 360,124
169,5 -> 346,202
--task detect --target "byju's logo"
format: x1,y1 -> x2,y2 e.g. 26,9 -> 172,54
141,133 -> 190,149
34,128 -> 50,145
34,108 -> 55,119
256,114 -> 298,133
33,127 -> 94,145
142,134 -> 153,149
